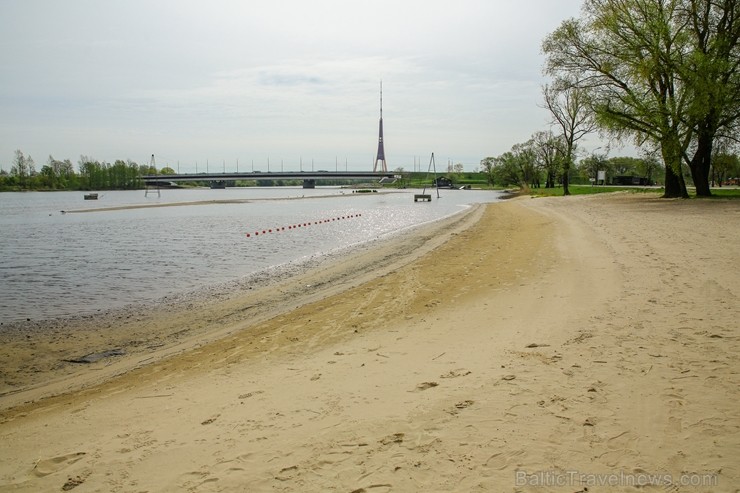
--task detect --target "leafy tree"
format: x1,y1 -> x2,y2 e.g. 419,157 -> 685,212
139,164 -> 156,176
712,151 -> 740,185
544,0 -> 740,197
510,141 -> 540,188
160,166 -> 176,175
480,157 -> 496,186
78,156 -> 108,190
543,0 -> 693,197
580,152 -> 611,183
0,168 -> 13,190
682,0 -> 740,195
126,160 -> 139,188
531,130 -> 564,188
39,164 -> 55,189
488,151 -> 526,187
11,150 -> 35,189
636,152 -> 664,185
608,157 -> 642,176
109,160 -> 126,188
42,155 -> 75,189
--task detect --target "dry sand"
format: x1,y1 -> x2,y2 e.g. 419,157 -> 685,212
0,193 -> 738,492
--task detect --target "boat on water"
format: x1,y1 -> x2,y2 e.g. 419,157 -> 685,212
84,193 -> 99,200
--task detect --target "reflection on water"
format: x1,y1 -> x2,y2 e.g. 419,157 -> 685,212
0,188 -> 503,322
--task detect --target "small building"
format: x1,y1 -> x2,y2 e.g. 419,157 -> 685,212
432,176 -> 454,188
612,175 -> 650,186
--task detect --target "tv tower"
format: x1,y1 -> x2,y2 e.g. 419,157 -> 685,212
373,81 -> 388,172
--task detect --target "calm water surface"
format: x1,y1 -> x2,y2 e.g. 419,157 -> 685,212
0,187 -> 503,323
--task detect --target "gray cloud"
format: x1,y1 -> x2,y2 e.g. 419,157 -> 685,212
0,0 -> 599,171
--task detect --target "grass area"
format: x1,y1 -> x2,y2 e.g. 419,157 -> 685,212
522,185 -> 740,199
706,188 -> 740,199
521,185 -> 662,197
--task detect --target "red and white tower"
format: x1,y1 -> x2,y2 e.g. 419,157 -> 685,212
373,81 -> 388,172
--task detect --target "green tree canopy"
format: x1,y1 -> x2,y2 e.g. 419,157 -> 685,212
543,0 -> 740,198
543,0 -> 692,197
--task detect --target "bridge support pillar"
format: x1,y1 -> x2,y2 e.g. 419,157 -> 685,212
303,179 -> 316,189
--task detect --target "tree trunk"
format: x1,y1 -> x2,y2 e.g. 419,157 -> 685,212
688,129 -> 713,197
661,136 -> 689,198
663,163 -> 689,198
546,170 -> 555,188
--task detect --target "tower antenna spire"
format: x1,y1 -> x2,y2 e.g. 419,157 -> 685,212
373,80 -> 388,172
380,80 -> 383,119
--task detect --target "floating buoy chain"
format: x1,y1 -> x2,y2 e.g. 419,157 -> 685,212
246,213 -> 362,237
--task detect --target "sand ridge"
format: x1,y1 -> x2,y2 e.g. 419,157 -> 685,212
0,193 -> 738,492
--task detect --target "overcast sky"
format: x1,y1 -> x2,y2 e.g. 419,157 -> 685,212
0,0 -> 610,173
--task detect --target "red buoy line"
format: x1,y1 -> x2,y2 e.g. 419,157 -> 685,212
245,213 -> 362,237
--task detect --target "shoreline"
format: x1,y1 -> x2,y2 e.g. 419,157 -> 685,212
0,202 -> 485,412
1,188 -> 502,324
1,193 -> 738,492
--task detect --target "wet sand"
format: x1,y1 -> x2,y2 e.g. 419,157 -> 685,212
0,202 -> 484,410
0,193 -> 738,492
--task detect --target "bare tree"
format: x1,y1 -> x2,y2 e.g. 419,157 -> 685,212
542,82 -> 596,195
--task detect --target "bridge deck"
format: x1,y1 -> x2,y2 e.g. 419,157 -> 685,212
141,171 -> 398,182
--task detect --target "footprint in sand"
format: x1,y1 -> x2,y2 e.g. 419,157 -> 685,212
62,471 -> 90,491
275,465 -> 299,481
440,369 -> 471,379
33,452 -> 86,477
485,450 -> 525,470
455,400 -> 475,410
379,433 -> 405,445
238,390 -> 264,400
412,381 -> 439,392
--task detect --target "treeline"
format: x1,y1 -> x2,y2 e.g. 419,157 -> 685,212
480,134 -> 740,189
481,149 -> 660,189
0,150 -> 156,191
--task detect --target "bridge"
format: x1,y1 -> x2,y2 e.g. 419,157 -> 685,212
141,171 -> 400,189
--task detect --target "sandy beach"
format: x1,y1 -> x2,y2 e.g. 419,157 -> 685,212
0,193 -> 738,492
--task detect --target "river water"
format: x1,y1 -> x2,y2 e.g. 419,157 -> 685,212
0,187 -> 504,323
